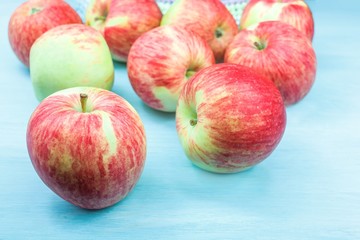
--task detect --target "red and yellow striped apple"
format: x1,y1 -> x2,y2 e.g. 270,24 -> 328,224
8,0 -> 82,67
85,0 -> 162,62
161,0 -> 238,62
26,87 -> 147,209
30,24 -> 114,101
225,21 -> 317,105
127,25 -> 215,112
240,0 -> 314,40
176,64 -> 286,173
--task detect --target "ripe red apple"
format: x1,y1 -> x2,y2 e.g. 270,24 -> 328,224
161,0 -> 238,62
176,64 -> 286,173
225,21 -> 317,105
86,0 -> 162,62
240,0 -> 314,40
8,0 -> 82,67
26,87 -> 146,209
127,25 -> 215,112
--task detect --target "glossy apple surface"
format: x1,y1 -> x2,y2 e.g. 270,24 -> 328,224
161,0 -> 238,62
8,0 -> 82,67
30,24 -> 114,101
225,21 -> 317,105
86,0 -> 162,62
26,87 -> 146,209
176,64 -> 286,173
240,0 -> 314,40
128,25 -> 215,112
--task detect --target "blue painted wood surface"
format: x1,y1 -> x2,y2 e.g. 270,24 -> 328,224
1,1 -> 359,239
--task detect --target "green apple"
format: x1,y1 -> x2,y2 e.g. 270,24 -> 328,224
30,24 -> 114,101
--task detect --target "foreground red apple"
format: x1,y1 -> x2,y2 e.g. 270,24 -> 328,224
225,21 -> 317,105
240,0 -> 314,40
26,87 -> 146,209
176,64 -> 286,173
128,25 -> 215,112
86,0 -> 162,62
8,0 -> 82,67
161,0 -> 238,62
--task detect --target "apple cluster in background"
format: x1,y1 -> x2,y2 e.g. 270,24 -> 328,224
65,0 -> 249,24
156,0 -> 249,24
8,0 -> 317,209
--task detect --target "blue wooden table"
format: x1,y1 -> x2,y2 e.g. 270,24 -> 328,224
1,1 -> 359,239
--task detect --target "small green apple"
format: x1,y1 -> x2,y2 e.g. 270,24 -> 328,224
30,24 -> 114,101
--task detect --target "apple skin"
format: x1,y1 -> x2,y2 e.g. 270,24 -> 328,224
161,0 -> 238,62
127,25 -> 215,112
176,63 -> 286,173
240,0 -> 314,40
225,21 -> 317,105
86,0 -> 162,62
8,0 -> 82,67
30,24 -> 114,101
26,87 -> 147,209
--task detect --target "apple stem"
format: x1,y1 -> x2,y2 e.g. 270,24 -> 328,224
186,69 -> 196,79
80,93 -> 88,113
254,41 -> 265,51
30,7 -> 41,15
190,119 -> 197,126
95,16 -> 107,22
215,28 -> 223,38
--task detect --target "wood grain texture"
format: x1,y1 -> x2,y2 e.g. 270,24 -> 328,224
1,1 -> 360,239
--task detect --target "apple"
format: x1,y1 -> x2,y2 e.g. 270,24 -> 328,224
225,21 -> 317,105
176,63 -> 286,173
127,25 -> 215,112
85,0 -> 162,62
161,0 -> 238,62
8,0 -> 82,67
26,87 -> 147,209
30,24 -> 114,101
240,0 -> 314,40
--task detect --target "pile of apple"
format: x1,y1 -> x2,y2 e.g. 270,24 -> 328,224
8,0 -> 316,209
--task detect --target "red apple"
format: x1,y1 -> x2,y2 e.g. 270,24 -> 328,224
26,87 -> 147,209
161,0 -> 238,62
240,0 -> 314,40
127,25 -> 215,112
8,0 -> 82,67
85,0 -> 162,62
225,21 -> 317,105
176,63 -> 286,173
